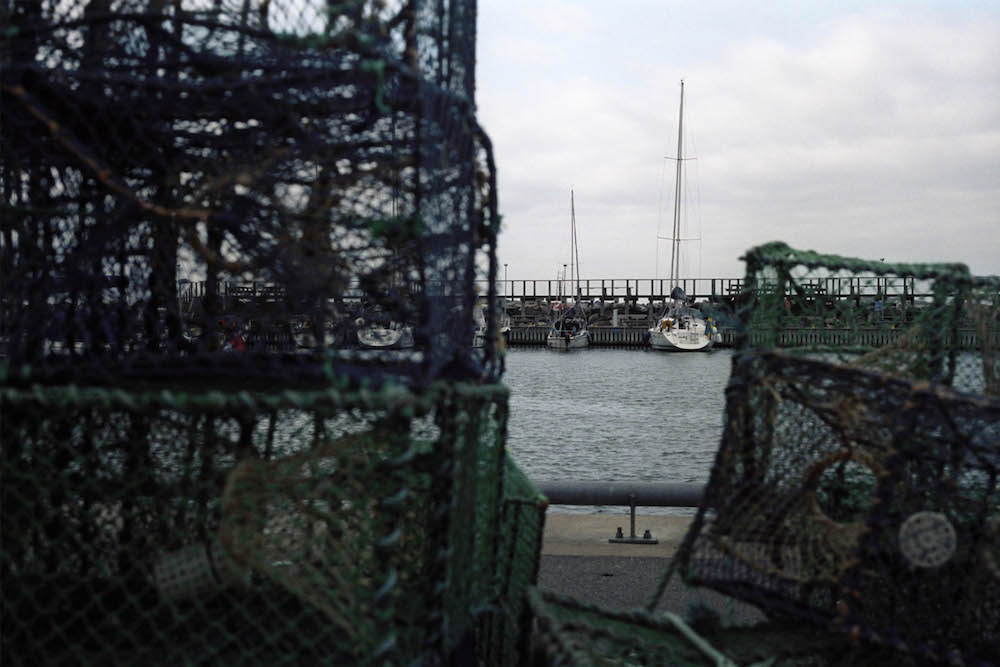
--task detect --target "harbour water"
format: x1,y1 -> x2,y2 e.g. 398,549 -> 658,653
502,347 -> 734,514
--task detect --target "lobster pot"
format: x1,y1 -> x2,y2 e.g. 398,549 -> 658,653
679,351 -> 1000,653
840,385 -> 1000,665
525,588 -> 733,667
678,351 -> 916,623
962,276 -> 1000,396
1,0 -> 502,388
522,586 -> 912,667
732,242 -> 997,394
669,244 -> 1000,664
481,456 -> 548,667
0,381 -> 513,665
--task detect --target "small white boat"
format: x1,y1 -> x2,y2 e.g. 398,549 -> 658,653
356,320 -> 414,349
500,314 -> 512,343
547,316 -> 589,350
472,302 -> 513,348
546,191 -> 590,350
649,289 -> 719,352
292,319 -> 336,349
472,302 -> 488,348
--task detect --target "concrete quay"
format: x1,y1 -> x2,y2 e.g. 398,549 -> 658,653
537,512 -> 766,625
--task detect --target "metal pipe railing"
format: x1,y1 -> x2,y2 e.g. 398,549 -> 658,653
534,481 -> 704,545
535,481 -> 704,507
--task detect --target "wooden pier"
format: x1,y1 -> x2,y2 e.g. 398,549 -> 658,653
178,275 -> 938,315
507,326 -> 660,348
175,277 -> 995,353
489,275 -> 930,303
507,326 -> 995,350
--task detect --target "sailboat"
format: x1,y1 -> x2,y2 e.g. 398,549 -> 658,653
356,321 -> 414,349
355,305 -> 414,349
648,80 -> 720,352
471,298 -> 511,348
547,190 -> 590,350
472,299 -> 488,348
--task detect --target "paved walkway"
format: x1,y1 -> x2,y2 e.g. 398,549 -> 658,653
540,512 -> 691,558
537,513 -> 766,625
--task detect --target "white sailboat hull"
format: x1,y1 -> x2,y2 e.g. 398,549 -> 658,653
475,326 -> 511,348
357,326 -> 414,349
546,330 -> 590,350
648,312 -> 717,352
649,327 -> 712,351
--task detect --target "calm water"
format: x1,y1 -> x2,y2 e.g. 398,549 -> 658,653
502,347 -> 733,513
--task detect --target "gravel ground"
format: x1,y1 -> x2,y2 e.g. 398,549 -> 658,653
537,554 -> 766,626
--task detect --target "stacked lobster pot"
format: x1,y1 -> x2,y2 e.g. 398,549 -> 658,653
523,243 -> 998,666
1,1 -> 543,664
674,243 -> 1000,665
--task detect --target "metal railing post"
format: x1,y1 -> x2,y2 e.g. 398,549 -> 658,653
536,481 -> 700,545
609,493 -> 658,545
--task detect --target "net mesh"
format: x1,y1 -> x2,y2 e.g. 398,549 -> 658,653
524,242 -> 999,666
0,1 -> 548,663
669,242 -> 1000,665
0,381 -> 545,664
525,588 -> 906,667
487,457 -> 548,666
1,0 -> 503,387
729,242 -> 997,393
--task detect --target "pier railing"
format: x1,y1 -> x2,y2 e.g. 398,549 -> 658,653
507,325 -> 998,350
177,275 -> 941,313
507,325 -> 659,347
489,275 -> 930,303
493,278 -> 746,302
535,480 -> 705,544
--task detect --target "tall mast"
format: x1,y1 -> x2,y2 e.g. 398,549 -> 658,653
669,79 -> 685,288
572,190 -> 581,299
569,189 -> 576,300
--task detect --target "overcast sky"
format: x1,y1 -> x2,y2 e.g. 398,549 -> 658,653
475,1 -> 1000,282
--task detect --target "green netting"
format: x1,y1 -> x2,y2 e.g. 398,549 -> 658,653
1,0 -> 503,387
0,381 -> 535,665
525,587 -> 907,667
521,242 -> 998,666
730,242 -> 997,394
526,587 -> 738,667
840,385 -> 1000,664
484,455 -> 548,666
667,242 -> 1000,665
1,0 -> 542,663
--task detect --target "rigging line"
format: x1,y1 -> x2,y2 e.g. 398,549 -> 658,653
667,149 -> 698,283
570,189 -> 578,300
682,101 -> 704,282
670,79 -> 685,287
656,107 -> 686,279
671,136 -> 701,280
655,145 -> 669,279
682,142 -> 692,282
657,93 -> 696,280
695,147 -> 703,280
573,193 -> 581,299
